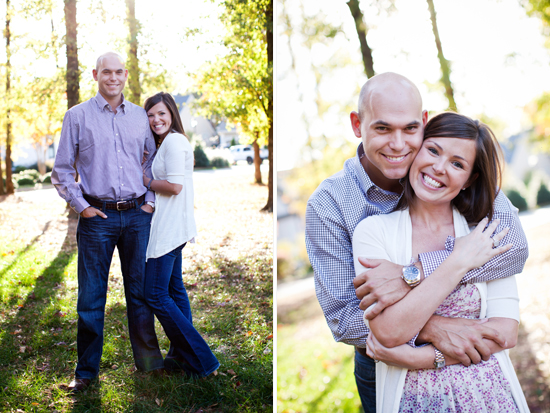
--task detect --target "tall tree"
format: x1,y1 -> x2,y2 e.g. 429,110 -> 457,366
262,0 -> 273,212
64,0 -> 79,110
426,0 -> 457,111
4,0 -> 14,194
193,0 -> 273,211
125,0 -> 141,105
346,0 -> 375,78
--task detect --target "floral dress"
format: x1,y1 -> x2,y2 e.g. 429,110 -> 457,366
398,284 -> 520,413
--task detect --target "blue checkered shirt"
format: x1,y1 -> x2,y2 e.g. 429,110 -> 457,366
305,145 -> 529,348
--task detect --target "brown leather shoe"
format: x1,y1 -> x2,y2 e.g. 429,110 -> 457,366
151,368 -> 170,377
67,378 -> 92,393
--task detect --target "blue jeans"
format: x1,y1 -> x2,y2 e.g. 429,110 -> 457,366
144,244 -> 219,377
355,349 -> 376,413
75,205 -> 164,379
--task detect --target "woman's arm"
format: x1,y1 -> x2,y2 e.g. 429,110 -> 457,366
143,175 -> 182,196
368,317 -> 518,370
367,218 -> 511,348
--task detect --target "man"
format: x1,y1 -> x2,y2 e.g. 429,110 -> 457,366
52,52 -> 163,392
305,72 -> 528,411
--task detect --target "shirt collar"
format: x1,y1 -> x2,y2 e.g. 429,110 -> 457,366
94,91 -> 127,113
350,143 -> 402,197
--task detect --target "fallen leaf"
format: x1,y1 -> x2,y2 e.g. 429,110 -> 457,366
227,369 -> 236,376
19,346 -> 26,353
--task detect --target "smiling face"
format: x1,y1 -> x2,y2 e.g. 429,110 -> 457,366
409,136 -> 477,206
351,74 -> 427,193
93,54 -> 128,103
147,101 -> 172,139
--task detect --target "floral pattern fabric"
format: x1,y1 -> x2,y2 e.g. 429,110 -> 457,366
399,284 -> 519,413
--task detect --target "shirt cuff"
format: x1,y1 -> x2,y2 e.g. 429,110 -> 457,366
418,236 -> 455,278
145,190 -> 155,203
73,197 -> 90,214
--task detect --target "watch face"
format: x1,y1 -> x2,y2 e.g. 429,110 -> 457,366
403,265 -> 420,282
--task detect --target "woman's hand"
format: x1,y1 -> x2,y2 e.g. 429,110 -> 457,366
366,333 -> 459,370
452,218 -> 512,272
366,333 -> 424,369
143,174 -> 151,187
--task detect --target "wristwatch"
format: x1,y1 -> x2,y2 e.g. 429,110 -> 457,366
145,201 -> 155,210
401,262 -> 421,288
433,346 -> 445,369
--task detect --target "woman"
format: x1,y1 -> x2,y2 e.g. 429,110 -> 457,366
352,112 -> 528,412
142,92 -> 219,377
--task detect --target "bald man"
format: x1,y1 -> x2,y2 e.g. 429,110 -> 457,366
52,52 -> 163,392
305,72 -> 528,411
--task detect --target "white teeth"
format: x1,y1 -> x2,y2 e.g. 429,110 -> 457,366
423,173 -> 442,188
386,155 -> 405,162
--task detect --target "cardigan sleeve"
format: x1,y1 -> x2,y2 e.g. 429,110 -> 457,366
163,133 -> 188,185
485,275 -> 520,322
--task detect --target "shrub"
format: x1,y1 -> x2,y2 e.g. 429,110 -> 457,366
22,169 -> 41,181
194,143 -> 210,168
17,177 -> 35,186
210,157 -> 230,168
537,183 -> 550,207
506,189 -> 528,212
41,172 -> 52,184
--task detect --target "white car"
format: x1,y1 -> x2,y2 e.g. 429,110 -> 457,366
229,145 -> 269,165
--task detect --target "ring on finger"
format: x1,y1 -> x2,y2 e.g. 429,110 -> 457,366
492,237 -> 500,248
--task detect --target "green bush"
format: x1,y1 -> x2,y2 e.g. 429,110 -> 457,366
17,177 -> 35,186
537,183 -> 550,206
506,189 -> 528,212
14,169 -> 40,182
40,172 -> 52,184
194,143 -> 210,168
210,157 -> 230,168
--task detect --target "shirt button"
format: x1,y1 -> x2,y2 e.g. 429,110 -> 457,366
118,150 -> 120,152
116,133 -> 119,136
120,166 -> 123,169
121,183 -> 124,186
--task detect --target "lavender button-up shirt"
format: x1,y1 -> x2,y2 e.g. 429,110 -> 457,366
52,92 -> 156,213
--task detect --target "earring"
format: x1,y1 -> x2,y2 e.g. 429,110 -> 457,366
461,188 -> 466,191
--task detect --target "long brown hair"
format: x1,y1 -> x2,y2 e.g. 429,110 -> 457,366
144,92 -> 186,148
397,112 -> 503,224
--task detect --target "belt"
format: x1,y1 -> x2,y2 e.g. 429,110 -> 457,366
355,346 -> 372,359
83,194 -> 145,211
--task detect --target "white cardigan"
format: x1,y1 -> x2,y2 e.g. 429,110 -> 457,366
352,208 -> 529,413
146,132 -> 197,260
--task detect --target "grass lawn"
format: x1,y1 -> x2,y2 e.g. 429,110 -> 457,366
0,171 -> 273,412
277,298 -> 362,413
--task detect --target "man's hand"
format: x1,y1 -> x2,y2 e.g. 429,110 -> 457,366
418,315 -> 506,366
80,207 -> 107,219
353,258 -> 410,318
141,204 -> 153,213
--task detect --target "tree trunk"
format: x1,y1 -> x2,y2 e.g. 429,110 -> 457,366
426,0 -> 457,111
346,0 -> 375,78
252,137 -> 262,185
125,0 -> 141,105
64,0 -> 79,110
4,0 -> 13,194
261,0 -> 273,212
0,143 -> 4,195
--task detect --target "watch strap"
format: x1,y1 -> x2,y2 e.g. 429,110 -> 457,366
433,345 -> 445,369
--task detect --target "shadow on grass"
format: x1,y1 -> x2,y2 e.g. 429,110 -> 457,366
510,323 -> 550,412
0,220 -> 51,281
0,216 -> 77,409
